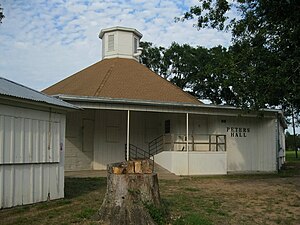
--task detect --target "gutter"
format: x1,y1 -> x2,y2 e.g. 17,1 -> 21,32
54,94 -> 282,114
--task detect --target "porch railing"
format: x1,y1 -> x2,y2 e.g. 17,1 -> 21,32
149,135 -> 164,156
125,134 -> 226,162
160,134 -> 226,152
125,144 -> 154,160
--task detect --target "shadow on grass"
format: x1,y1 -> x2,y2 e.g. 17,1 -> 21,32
64,177 -> 107,199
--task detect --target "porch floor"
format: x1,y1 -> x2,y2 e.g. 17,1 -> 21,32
65,163 -> 181,180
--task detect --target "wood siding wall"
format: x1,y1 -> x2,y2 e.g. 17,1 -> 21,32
208,115 -> 277,172
65,110 -> 94,171
65,109 -> 281,173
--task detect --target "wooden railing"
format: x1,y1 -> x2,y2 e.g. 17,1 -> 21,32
162,134 -> 226,152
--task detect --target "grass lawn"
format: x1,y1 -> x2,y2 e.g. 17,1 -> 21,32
0,154 -> 299,225
285,150 -> 300,163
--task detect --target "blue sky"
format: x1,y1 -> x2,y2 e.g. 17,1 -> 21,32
0,0 -> 232,90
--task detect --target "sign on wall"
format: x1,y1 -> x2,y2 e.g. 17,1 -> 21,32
227,127 -> 250,137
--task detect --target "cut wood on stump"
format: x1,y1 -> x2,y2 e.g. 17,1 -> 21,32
97,159 -> 162,225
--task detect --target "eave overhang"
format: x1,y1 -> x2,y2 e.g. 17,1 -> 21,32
54,94 -> 284,120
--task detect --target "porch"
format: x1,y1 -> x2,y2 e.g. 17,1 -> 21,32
127,133 -> 227,175
65,108 -> 228,175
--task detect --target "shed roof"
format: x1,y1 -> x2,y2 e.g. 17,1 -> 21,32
0,77 -> 77,109
43,58 -> 201,105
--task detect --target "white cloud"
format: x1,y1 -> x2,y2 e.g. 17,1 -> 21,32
0,0 -> 232,91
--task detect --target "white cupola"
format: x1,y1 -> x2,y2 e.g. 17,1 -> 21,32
99,26 -> 143,61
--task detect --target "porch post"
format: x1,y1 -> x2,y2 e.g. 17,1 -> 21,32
186,113 -> 189,152
186,113 -> 189,175
126,110 -> 130,161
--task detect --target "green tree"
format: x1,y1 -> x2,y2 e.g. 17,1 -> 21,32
140,42 -> 167,77
0,4 -> 4,24
285,132 -> 300,150
140,42 -> 237,104
163,43 -> 207,90
192,45 -> 237,105
178,0 -> 300,111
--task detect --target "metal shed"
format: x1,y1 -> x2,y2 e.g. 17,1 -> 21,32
0,77 -> 77,208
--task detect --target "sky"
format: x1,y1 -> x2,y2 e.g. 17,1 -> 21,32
0,0 -> 232,91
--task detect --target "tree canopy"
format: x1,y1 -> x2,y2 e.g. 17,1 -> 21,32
0,4 -> 4,24
140,42 -> 238,105
178,0 -> 300,111
285,132 -> 300,150
140,0 -> 300,123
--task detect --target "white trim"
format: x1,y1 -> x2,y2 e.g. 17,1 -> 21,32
186,113 -> 189,175
126,110 -> 130,161
186,113 -> 189,152
61,101 -> 279,119
55,94 -> 282,113
99,26 -> 143,39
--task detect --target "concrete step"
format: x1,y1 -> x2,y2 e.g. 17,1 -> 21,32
154,163 -> 171,174
154,163 -> 181,180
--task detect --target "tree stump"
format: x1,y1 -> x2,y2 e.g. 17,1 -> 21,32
97,159 -> 162,225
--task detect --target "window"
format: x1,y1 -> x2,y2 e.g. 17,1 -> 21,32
134,37 -> 138,53
108,34 -> 114,52
165,120 -> 170,134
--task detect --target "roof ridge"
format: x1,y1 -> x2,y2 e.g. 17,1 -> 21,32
93,60 -> 116,96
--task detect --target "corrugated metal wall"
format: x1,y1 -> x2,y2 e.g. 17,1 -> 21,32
0,104 -> 65,208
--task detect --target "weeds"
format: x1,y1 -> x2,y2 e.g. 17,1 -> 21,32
75,207 -> 97,219
144,202 -> 168,225
173,213 -> 212,225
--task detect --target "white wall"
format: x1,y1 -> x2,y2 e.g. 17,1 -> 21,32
65,110 -> 94,171
65,109 -> 129,171
93,110 -> 127,170
155,151 -> 227,175
207,115 -> 277,172
65,109 -> 279,173
0,104 -> 65,208
130,111 -> 163,150
102,30 -> 139,60
142,112 -> 278,173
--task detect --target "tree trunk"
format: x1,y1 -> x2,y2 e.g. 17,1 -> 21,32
97,160 -> 162,225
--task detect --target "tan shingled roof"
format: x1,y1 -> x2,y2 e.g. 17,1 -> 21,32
43,58 -> 201,105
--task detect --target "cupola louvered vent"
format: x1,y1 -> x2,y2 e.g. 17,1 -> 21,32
108,34 -> 114,52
